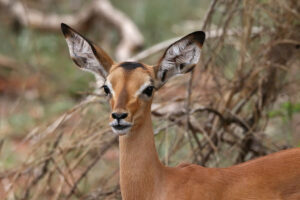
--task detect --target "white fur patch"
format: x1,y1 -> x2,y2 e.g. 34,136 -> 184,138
135,81 -> 152,97
158,39 -> 201,83
109,120 -> 132,136
105,80 -> 115,96
66,32 -> 107,79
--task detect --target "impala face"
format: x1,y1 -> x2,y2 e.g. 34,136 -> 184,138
105,62 -> 156,135
61,23 -> 205,136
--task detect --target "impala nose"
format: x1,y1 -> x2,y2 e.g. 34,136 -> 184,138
112,112 -> 128,121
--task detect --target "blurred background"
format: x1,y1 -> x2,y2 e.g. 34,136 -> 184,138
0,0 -> 299,199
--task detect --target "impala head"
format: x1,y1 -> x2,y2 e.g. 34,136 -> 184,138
61,23 -> 205,136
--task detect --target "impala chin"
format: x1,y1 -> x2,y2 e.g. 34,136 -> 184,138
109,120 -> 132,136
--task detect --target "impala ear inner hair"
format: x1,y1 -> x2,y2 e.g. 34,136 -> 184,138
62,23 -> 300,200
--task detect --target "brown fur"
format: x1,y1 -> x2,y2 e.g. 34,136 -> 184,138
107,64 -> 300,200
61,24 -> 300,200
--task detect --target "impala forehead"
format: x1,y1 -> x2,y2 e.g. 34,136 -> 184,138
106,63 -> 154,95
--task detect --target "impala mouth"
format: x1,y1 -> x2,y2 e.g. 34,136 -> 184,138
109,120 -> 132,135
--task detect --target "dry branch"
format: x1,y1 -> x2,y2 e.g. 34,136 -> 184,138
184,0 -> 219,163
2,0 -> 299,199
129,27 -> 262,62
0,0 -> 144,60
0,54 -> 19,69
66,136 -> 118,199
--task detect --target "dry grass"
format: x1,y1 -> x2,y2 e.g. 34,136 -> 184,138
0,0 -> 299,199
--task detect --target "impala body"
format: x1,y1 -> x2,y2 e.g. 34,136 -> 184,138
61,23 -> 300,200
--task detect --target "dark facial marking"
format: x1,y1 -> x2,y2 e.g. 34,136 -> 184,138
120,62 -> 146,70
186,65 -> 195,73
161,70 -> 167,82
72,57 -> 83,68
191,31 -> 206,45
180,63 -> 185,70
142,86 -> 155,97
61,23 -> 72,37
102,85 -> 111,96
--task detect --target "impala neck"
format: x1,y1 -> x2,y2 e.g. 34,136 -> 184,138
119,112 -> 163,199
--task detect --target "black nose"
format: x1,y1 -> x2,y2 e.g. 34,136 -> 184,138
112,112 -> 128,120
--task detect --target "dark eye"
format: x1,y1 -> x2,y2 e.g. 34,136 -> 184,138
142,86 -> 154,97
102,85 -> 111,96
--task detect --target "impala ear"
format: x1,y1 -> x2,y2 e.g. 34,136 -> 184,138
61,23 -> 114,81
154,31 -> 205,88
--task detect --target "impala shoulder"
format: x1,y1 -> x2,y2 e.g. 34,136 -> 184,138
176,164 -> 210,179
176,162 -> 193,168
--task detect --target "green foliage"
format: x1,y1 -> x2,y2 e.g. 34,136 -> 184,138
0,0 -> 212,139
0,140 -> 19,170
268,101 -> 300,122
8,113 -> 35,134
0,0 -> 299,198
111,0 -> 208,47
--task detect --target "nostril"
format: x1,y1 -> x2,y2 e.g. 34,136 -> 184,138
111,113 -> 117,119
120,113 -> 128,119
112,112 -> 128,120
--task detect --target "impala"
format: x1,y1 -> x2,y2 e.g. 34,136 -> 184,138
61,23 -> 300,200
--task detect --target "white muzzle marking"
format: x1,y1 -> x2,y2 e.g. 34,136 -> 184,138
109,120 -> 132,135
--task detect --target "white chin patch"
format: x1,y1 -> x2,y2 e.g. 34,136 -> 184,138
109,120 -> 132,136
111,126 -> 131,136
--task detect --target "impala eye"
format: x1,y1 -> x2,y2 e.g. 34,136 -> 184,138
102,85 -> 111,96
142,86 -> 154,97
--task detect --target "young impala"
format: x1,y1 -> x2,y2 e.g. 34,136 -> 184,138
61,23 -> 300,200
